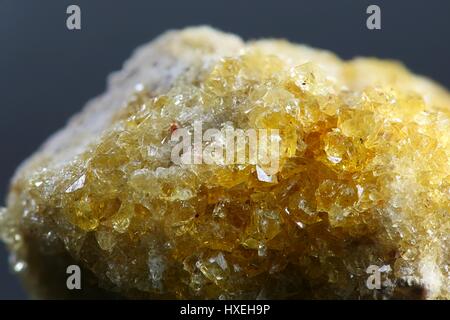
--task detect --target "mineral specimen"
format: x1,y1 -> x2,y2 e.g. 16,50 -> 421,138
1,26 -> 449,299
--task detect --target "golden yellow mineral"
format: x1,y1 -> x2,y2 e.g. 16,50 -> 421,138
1,26 -> 449,299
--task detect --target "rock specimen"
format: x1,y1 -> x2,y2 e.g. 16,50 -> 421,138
1,26 -> 449,299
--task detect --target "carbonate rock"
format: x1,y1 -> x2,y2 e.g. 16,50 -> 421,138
1,26 -> 449,299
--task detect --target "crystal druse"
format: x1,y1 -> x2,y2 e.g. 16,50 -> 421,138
0,27 -> 449,299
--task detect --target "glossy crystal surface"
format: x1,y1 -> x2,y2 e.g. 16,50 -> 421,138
1,27 -> 449,299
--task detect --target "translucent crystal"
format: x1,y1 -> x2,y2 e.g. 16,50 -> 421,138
1,27 -> 449,299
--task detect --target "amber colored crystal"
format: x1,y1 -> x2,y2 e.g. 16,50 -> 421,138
1,27 -> 449,299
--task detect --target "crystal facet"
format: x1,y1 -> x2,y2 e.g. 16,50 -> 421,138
1,27 -> 449,299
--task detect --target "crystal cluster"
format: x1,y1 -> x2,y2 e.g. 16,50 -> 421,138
1,27 -> 449,299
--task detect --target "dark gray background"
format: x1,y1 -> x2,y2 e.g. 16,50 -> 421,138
0,0 -> 449,300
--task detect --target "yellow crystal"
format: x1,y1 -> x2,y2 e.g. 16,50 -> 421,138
1,27 -> 449,299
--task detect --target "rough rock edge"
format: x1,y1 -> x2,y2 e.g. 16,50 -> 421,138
2,26 -> 447,299
11,26 -> 244,185
4,26 -> 245,299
